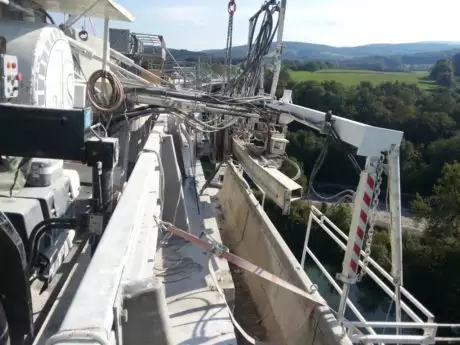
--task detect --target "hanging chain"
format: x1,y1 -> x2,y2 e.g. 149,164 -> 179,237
358,153 -> 386,280
222,0 -> 236,94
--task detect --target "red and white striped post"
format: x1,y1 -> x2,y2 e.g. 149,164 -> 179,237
337,159 -> 378,317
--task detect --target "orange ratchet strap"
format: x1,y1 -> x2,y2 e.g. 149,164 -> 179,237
162,223 -> 326,307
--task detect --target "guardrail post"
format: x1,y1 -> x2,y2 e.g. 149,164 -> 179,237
300,211 -> 313,268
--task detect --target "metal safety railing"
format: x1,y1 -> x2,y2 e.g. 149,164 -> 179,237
300,205 -> 460,344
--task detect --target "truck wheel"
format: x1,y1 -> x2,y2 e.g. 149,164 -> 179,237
0,300 -> 10,345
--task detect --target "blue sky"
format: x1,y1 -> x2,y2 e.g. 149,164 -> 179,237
65,0 -> 460,51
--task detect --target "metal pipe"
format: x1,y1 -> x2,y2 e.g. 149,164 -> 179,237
259,63 -> 264,95
337,284 -> 350,318
101,5 -> 109,71
344,321 -> 460,329
306,247 -> 377,337
388,145 -> 404,333
109,48 -> 172,86
67,37 -> 151,86
309,205 -> 434,320
310,213 -> 424,323
395,284 -> 402,340
108,61 -> 150,85
299,213 -> 313,268
64,0 -> 99,29
253,181 -> 266,207
350,334 -> 431,344
68,36 -> 96,57
269,0 -> 287,98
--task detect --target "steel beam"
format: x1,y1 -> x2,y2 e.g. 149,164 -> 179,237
232,137 -> 302,215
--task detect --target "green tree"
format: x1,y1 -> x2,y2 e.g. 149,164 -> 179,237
429,59 -> 454,80
263,67 -> 292,97
412,161 -> 460,240
262,74 -> 460,325
429,59 -> 455,87
279,156 -> 307,190
452,52 -> 460,77
436,72 -> 456,88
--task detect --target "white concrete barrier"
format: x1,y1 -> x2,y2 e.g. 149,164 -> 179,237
217,165 -> 352,345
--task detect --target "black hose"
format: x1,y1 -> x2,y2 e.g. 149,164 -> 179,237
108,108 -> 157,132
109,111 -> 160,136
112,105 -> 159,121
36,8 -> 55,25
124,104 -> 156,113
229,1 -> 280,96
28,218 -> 78,273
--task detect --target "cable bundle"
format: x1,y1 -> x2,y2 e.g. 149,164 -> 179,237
87,69 -> 125,113
230,0 -> 280,96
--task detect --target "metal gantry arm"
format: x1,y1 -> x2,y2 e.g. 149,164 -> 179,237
268,90 -> 405,322
268,99 -> 404,158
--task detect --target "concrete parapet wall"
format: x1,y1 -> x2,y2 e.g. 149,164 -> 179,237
217,166 -> 352,345
160,134 -> 189,231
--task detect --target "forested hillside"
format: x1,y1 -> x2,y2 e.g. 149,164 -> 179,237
171,41 -> 460,71
200,41 -> 460,61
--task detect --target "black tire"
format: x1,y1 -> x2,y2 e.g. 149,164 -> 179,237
0,300 -> 10,345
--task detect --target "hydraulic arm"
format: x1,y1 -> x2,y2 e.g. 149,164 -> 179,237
270,90 -> 404,321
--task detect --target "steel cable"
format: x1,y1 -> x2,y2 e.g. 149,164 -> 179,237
229,1 -> 280,96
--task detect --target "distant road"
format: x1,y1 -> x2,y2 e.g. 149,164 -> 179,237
306,199 -> 426,232
304,185 -> 426,232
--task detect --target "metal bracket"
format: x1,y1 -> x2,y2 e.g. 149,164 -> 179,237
88,214 -> 104,235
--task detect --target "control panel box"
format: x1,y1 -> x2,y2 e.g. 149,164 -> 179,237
0,54 -> 19,99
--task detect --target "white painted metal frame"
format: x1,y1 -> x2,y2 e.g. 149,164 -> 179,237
63,0 -> 100,29
33,0 -> 134,22
68,35 -> 175,87
232,137 -> 302,214
268,96 -> 404,158
300,205 -> 460,344
388,146 -> 404,329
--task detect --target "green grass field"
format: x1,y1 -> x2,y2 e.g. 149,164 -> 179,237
289,69 -> 433,89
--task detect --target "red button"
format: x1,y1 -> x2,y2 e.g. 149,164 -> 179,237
12,62 -> 16,69
16,73 -> 23,82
